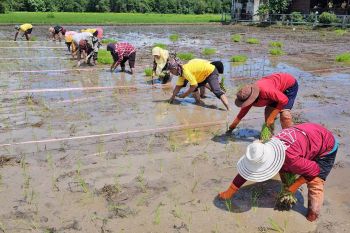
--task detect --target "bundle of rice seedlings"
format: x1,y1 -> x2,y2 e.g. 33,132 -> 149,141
220,77 -> 227,93
275,173 -> 298,211
260,123 -> 273,142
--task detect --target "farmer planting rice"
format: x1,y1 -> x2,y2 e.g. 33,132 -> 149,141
227,73 -> 298,133
167,58 -> 230,111
71,32 -> 93,58
14,23 -> 33,41
64,31 -> 77,52
81,28 -> 103,39
76,39 -> 95,67
151,46 -> 172,84
48,25 -> 66,42
107,42 -> 136,74
219,122 -> 339,222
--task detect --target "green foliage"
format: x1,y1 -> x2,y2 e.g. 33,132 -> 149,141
319,12 -> 339,24
257,4 -> 269,16
101,38 -> 117,44
269,48 -> 284,56
335,29 -> 347,36
29,36 -> 37,41
335,52 -> 350,63
202,48 -> 216,56
169,34 -> 179,42
177,52 -> 194,61
230,55 -> 248,63
231,34 -> 241,42
144,68 -> 153,76
98,49 -> 113,64
268,0 -> 292,14
246,38 -> 260,44
269,41 -> 283,48
153,43 -> 167,49
0,0 -> 7,13
290,11 -> 303,23
46,12 -> 54,18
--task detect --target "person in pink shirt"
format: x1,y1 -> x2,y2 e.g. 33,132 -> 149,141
107,42 -> 136,74
218,123 -> 339,222
227,73 -> 298,133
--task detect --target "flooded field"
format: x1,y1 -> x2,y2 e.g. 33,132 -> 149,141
0,25 -> 349,233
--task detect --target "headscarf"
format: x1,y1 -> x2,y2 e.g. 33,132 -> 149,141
166,57 -> 182,76
152,47 -> 169,75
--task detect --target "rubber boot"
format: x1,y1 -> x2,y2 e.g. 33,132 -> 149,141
306,177 -> 325,222
280,110 -> 294,129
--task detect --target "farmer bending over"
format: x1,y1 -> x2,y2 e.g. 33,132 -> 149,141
107,42 -> 136,74
227,73 -> 298,133
81,28 -> 103,39
152,46 -> 172,84
64,31 -> 77,52
14,24 -> 33,41
76,40 -> 94,67
168,58 -> 230,111
219,123 -> 338,222
49,25 -> 66,42
71,32 -> 93,59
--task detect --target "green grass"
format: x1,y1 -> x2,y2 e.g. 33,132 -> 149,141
169,34 -> 179,42
101,38 -> 117,44
97,50 -> 113,64
269,48 -> 284,56
336,52 -> 350,63
246,38 -> 260,44
269,41 -> 283,48
177,52 -> 195,61
202,48 -> 216,56
230,54 -> 248,63
153,43 -> 167,49
0,12 -> 222,24
144,68 -> 153,76
334,29 -> 347,36
231,34 -> 242,42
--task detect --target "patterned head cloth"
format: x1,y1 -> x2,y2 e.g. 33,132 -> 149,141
166,56 -> 182,75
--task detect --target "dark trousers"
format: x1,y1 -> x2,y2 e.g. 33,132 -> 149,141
120,51 -> 136,69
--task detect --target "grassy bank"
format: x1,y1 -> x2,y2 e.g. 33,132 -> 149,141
0,12 -> 223,24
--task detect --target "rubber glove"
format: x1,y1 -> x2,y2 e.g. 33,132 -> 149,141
218,183 -> 239,200
288,176 -> 307,193
266,108 -> 280,127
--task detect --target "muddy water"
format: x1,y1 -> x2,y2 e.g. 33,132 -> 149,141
0,25 -> 349,233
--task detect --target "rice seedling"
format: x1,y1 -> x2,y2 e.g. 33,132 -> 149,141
76,161 -> 90,193
191,180 -> 198,193
169,34 -> 180,42
335,52 -> 350,63
269,41 -> 283,48
334,29 -> 347,36
29,36 -> 38,41
230,54 -> 248,63
224,200 -> 233,212
144,67 -> 153,76
136,167 -> 147,193
153,43 -> 167,49
202,48 -> 216,56
260,123 -> 273,142
268,218 -> 288,233
171,204 -> 183,219
153,203 -> 162,225
0,221 -> 6,233
101,38 -> 117,44
275,173 -> 297,211
46,152 -> 58,191
177,52 -> 195,61
220,76 -> 227,93
231,34 -> 242,42
97,49 -> 113,64
113,173 -> 122,193
251,187 -> 262,212
246,38 -> 260,44
269,48 -> 284,56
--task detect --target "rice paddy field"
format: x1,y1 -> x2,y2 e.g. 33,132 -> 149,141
0,24 -> 349,233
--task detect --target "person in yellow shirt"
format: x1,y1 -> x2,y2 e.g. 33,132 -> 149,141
168,58 -> 230,111
14,24 -> 33,41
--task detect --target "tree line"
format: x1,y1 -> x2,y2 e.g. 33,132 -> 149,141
1,0 -> 232,14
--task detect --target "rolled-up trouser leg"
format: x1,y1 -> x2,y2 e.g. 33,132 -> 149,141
306,177 -> 325,222
206,68 -> 224,98
280,109 -> 293,129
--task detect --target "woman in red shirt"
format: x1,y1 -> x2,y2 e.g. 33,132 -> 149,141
227,73 -> 298,132
219,123 -> 339,222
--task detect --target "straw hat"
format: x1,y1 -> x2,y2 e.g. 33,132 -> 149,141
237,138 -> 286,182
235,84 -> 260,108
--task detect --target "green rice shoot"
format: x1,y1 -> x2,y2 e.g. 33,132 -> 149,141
334,29 -> 347,36
101,38 -> 117,44
29,36 -> 37,41
153,43 -> 167,49
269,41 -> 283,48
231,34 -> 242,42
220,76 -> 227,93
230,54 -> 248,63
169,34 -> 179,42
202,48 -> 216,56
269,48 -> 284,56
144,67 -> 153,77
177,52 -> 194,61
260,123 -> 273,143
97,49 -> 113,64
335,52 -> 350,63
246,38 -> 260,44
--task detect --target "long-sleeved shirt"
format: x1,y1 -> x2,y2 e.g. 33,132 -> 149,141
236,73 -> 296,120
111,42 -> 136,65
72,32 -> 93,44
232,123 -> 336,188
176,59 -> 215,86
19,24 -> 32,32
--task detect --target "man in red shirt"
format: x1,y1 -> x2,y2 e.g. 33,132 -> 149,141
227,73 -> 298,133
218,123 -> 339,222
107,42 -> 136,74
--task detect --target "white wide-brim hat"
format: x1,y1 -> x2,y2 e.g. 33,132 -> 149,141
237,138 -> 286,182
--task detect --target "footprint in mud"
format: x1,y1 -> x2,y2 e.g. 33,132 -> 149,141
232,128 -> 260,139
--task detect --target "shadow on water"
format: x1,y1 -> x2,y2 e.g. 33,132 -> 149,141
211,128 -> 260,145
213,180 -> 307,217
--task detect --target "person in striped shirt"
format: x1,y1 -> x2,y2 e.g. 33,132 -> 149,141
107,42 -> 136,74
